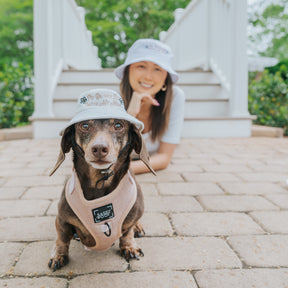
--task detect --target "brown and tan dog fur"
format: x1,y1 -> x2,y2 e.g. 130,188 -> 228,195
48,118 -> 154,271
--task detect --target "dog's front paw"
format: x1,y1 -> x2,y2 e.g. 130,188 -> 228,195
48,255 -> 69,271
120,225 -> 144,262
120,246 -> 144,262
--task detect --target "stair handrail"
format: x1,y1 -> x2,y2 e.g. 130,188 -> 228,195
32,0 -> 101,119
160,0 -> 249,117
160,0 -> 209,71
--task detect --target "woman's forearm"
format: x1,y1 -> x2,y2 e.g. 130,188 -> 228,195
127,93 -> 142,117
131,152 -> 171,174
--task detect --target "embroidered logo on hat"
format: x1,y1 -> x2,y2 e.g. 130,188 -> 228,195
143,43 -> 169,54
79,92 -> 123,108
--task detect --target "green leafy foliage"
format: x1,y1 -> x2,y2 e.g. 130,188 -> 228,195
248,61 -> 288,134
266,59 -> 288,80
248,0 -> 288,61
76,0 -> 190,67
0,63 -> 34,128
0,0 -> 33,128
0,0 -> 33,70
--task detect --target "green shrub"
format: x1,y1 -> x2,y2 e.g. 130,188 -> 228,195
0,63 -> 34,129
266,59 -> 288,80
248,63 -> 288,134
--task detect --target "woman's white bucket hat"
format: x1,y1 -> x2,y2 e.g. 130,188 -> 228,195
114,39 -> 179,83
60,89 -> 144,135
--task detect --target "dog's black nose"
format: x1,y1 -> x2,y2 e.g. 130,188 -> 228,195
92,144 -> 109,158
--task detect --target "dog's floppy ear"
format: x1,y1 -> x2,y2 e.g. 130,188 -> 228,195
50,126 -> 74,176
131,125 -> 156,176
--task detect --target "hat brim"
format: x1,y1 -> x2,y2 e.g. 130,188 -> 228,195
60,107 -> 144,136
114,57 -> 179,83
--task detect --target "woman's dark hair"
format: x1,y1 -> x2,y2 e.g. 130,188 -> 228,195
120,66 -> 173,142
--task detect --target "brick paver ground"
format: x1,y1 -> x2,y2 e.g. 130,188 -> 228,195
1,137 -> 288,287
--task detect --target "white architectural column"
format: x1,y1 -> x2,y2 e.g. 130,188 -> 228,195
32,0 -> 54,118
229,0 -> 249,117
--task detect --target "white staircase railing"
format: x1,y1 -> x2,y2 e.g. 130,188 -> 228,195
32,0 -> 101,119
160,1 -> 209,71
160,0 -> 250,118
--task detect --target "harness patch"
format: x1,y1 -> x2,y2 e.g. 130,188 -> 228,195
92,204 -> 114,223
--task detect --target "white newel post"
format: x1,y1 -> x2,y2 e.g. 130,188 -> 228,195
32,0 -> 102,138
229,0 -> 249,117
32,0 -> 54,118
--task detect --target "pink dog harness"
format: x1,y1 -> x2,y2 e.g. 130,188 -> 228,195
65,170 -> 137,251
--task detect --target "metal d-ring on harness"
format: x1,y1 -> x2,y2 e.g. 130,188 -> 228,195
104,222 -> 112,237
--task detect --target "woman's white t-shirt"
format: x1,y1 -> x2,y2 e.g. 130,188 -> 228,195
142,86 -> 185,154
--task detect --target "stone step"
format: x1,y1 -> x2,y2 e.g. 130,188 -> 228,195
58,69 -> 221,85
31,69 -> 252,138
31,116 -> 255,138
182,117 -> 254,138
53,68 -> 228,120
54,83 -> 224,100
53,97 -> 229,118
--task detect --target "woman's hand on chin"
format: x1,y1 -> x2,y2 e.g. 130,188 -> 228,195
127,92 -> 159,117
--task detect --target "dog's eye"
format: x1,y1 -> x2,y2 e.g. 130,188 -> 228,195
114,121 -> 123,131
79,122 -> 90,132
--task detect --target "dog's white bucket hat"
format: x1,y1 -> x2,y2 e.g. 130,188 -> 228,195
60,89 -> 144,135
114,39 -> 179,83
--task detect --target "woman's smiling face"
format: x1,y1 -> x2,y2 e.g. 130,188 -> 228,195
129,61 -> 168,97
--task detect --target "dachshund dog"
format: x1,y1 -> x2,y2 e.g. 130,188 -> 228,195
48,89 -> 155,271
